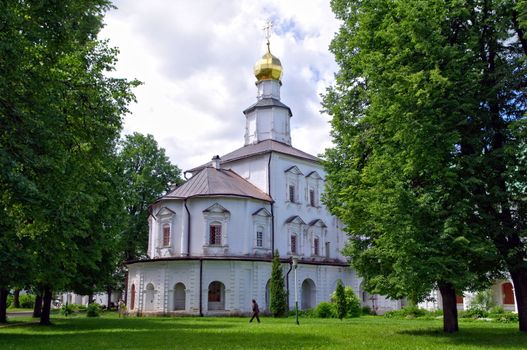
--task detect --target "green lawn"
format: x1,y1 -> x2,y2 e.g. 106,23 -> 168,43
0,313 -> 525,349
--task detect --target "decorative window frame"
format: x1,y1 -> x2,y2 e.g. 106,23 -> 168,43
305,171 -> 323,208
285,166 -> 304,204
285,215 -> 306,256
252,208 -> 271,252
203,203 -> 231,248
308,219 -> 327,257
154,207 -> 176,257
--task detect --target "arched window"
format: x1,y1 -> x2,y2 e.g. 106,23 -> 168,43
209,222 -> 222,245
173,283 -> 186,311
208,281 -> 225,310
502,282 -> 515,305
162,224 -> 170,247
130,284 -> 136,310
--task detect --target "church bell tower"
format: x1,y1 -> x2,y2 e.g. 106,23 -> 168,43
244,23 -> 292,146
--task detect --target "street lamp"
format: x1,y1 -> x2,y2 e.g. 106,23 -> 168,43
292,256 -> 299,325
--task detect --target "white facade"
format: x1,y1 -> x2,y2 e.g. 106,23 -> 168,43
126,45 -> 401,316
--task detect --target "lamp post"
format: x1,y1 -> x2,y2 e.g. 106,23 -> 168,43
292,256 -> 299,325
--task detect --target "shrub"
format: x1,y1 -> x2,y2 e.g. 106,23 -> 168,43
269,250 -> 287,317
6,295 -> 13,308
86,303 -> 102,317
315,302 -> 335,318
334,280 -> 347,320
488,305 -> 505,316
61,303 -> 75,316
361,306 -> 372,315
19,294 -> 36,309
331,286 -> 361,318
461,307 -> 489,319
493,312 -> 518,323
471,289 -> 495,311
384,306 -> 428,319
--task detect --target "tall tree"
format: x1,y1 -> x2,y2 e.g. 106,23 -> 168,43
0,0 -> 138,325
118,132 -> 182,261
323,0 -> 527,333
269,250 -> 288,317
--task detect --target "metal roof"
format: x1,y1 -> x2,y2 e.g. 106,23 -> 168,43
160,167 -> 272,202
187,139 -> 320,174
243,98 -> 292,116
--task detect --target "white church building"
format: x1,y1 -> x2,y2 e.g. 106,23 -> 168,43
126,42 -> 401,316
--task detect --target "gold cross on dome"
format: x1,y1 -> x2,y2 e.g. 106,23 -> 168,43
263,19 -> 273,43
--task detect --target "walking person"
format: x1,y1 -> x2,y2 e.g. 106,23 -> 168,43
249,299 -> 260,323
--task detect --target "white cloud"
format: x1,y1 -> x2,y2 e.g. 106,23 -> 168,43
100,0 -> 340,171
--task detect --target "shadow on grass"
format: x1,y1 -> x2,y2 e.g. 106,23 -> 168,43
0,317 -> 329,350
399,326 -> 527,348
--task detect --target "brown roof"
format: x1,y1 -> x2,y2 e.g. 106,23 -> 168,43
187,139 -> 320,174
160,167 -> 272,202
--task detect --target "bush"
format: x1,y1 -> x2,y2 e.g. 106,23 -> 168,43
361,306 -> 372,315
19,294 -> 36,309
330,286 -> 361,318
86,303 -> 102,317
384,306 -> 428,319
61,303 -> 75,316
471,289 -> 495,311
314,302 -> 335,318
493,312 -> 518,323
488,305 -> 505,316
6,295 -> 13,308
461,307 -> 488,319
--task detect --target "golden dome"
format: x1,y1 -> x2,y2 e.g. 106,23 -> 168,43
254,44 -> 283,81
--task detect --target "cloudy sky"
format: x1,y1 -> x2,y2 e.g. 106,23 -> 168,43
99,0 -> 341,171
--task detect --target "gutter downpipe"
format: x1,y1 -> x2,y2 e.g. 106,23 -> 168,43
184,199 -> 191,256
199,258 -> 203,317
268,152 -> 275,253
286,258 -> 293,308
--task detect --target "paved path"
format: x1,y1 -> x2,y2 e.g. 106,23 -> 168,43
6,311 -> 33,317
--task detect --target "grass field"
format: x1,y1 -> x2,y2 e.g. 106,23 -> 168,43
1,313 -> 526,350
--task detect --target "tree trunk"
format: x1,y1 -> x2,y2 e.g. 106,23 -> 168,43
33,291 -> 43,318
13,288 -> 21,308
510,269 -> 527,332
107,287 -> 112,309
39,287 -> 52,325
438,282 -> 459,333
88,293 -> 94,304
0,288 -> 8,323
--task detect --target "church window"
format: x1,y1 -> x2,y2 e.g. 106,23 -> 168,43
309,189 -> 316,207
289,185 -> 296,203
209,223 -> 222,245
291,234 -> 297,254
208,281 -> 222,302
313,237 -> 320,256
162,225 -> 170,247
325,242 -> 330,258
130,284 -> 136,310
256,230 -> 263,247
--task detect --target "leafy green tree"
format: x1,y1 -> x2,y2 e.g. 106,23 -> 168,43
269,250 -> 287,317
0,0 -> 138,325
117,132 -> 183,261
323,0 -> 527,333
334,280 -> 347,320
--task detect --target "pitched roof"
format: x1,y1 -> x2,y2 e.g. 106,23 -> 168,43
187,139 -> 320,174
159,167 -> 272,202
